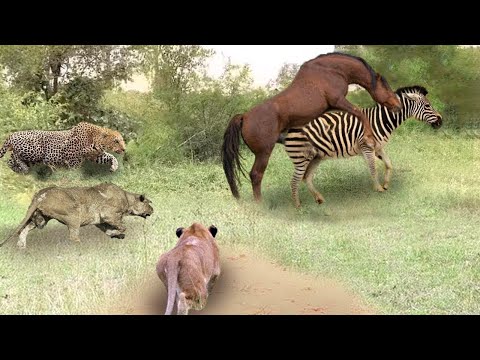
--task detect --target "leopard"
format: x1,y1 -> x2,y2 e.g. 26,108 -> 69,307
0,122 -> 126,173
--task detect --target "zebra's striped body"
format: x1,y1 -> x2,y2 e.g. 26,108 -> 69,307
284,86 -> 442,208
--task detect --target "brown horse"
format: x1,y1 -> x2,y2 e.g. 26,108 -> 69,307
222,52 -> 402,201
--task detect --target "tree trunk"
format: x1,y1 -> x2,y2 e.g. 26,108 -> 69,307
50,58 -> 62,97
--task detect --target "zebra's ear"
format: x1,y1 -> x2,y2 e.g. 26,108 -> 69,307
404,92 -> 423,101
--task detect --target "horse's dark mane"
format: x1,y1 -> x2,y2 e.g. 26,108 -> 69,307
380,76 -> 391,90
314,52 -> 377,89
395,86 -> 428,96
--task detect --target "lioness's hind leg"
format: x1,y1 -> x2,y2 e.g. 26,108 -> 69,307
177,292 -> 189,315
32,212 -> 50,229
68,225 -> 81,243
207,275 -> 219,295
17,222 -> 36,249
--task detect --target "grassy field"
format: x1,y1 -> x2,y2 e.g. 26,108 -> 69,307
0,130 -> 479,314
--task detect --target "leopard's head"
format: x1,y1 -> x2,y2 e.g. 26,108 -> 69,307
93,128 -> 126,154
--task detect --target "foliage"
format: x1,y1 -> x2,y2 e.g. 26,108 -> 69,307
163,63 -> 269,161
335,45 -> 480,127
1,45 -> 478,168
0,45 -> 139,130
0,45 -> 137,100
267,62 -> 300,92
0,85 -> 63,136
102,90 -> 175,166
135,45 -> 214,109
120,58 -> 270,164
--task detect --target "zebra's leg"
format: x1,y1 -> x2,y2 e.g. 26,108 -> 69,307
304,157 -> 325,204
290,144 -> 318,208
291,156 -> 311,208
376,148 -> 393,190
361,143 -> 384,192
94,152 -> 118,172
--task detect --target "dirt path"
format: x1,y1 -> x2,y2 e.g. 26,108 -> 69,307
102,248 -> 375,315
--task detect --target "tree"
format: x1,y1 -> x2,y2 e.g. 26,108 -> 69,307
0,45 -> 138,101
135,45 -> 214,109
334,45 -> 480,127
267,62 -> 300,92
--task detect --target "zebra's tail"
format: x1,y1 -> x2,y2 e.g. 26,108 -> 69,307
221,114 -> 247,199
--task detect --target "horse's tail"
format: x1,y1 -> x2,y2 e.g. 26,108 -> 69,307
221,114 -> 247,199
0,135 -> 12,159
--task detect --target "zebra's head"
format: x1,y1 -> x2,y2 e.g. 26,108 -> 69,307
396,86 -> 443,129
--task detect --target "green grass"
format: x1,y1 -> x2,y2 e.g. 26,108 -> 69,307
0,130 -> 479,314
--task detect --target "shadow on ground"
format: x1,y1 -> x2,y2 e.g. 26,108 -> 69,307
101,248 -> 374,315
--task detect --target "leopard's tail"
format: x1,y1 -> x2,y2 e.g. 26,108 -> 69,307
0,135 -> 11,159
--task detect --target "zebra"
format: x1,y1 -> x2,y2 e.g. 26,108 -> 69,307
281,85 -> 443,208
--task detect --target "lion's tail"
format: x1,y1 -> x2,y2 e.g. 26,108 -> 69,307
164,258 -> 180,315
0,194 -> 38,247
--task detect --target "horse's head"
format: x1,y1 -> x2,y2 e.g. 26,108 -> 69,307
372,73 -> 402,112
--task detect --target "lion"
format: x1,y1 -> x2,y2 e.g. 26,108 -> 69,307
0,182 -> 153,249
156,222 -> 221,315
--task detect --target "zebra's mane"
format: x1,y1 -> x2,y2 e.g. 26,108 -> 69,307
395,86 -> 428,96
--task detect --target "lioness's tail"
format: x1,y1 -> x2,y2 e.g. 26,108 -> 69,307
0,135 -> 12,159
0,192 -> 38,247
165,258 -> 180,315
221,114 -> 247,199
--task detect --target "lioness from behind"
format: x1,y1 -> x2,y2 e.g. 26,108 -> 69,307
156,222 -> 221,315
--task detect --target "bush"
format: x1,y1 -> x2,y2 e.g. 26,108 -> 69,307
102,90 -> 179,166
166,86 -> 268,161
107,63 -> 271,165
0,87 -> 63,136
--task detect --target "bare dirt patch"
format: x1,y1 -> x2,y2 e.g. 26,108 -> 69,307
101,248 -> 375,315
